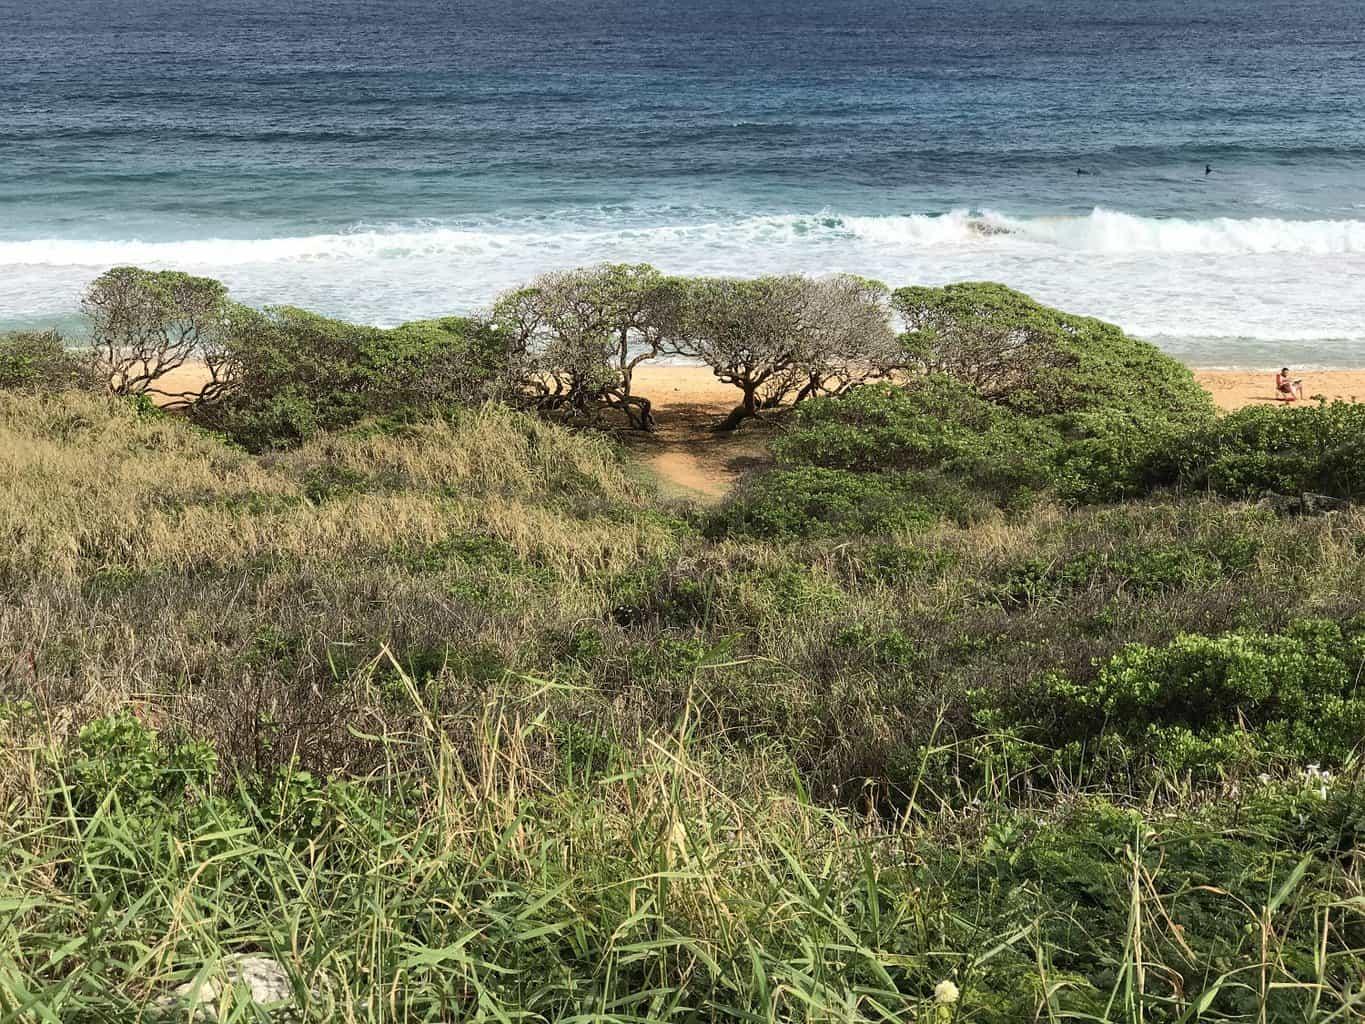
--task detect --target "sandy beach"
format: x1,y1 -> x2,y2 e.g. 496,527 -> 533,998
152,361 -> 1365,418
639,365 -> 1365,415
1192,370 -> 1365,411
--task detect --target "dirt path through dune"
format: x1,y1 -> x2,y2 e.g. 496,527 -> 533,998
622,401 -> 774,502
614,366 -> 773,502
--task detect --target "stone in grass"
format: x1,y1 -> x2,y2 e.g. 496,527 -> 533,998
1301,492 -> 1351,515
153,955 -> 309,1020
1259,492 -> 1351,517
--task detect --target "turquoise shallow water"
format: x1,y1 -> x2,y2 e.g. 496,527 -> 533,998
3,0 -> 1364,366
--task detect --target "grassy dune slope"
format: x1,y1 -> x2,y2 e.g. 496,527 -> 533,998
2,393 -> 1364,1022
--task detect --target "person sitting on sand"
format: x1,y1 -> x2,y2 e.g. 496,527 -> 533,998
1275,367 -> 1304,402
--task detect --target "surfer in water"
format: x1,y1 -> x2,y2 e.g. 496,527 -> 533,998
1205,164 -> 1213,175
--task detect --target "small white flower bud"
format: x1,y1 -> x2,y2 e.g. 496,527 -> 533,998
935,980 -> 960,1004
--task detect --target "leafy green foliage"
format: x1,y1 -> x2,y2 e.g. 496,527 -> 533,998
1171,400 -> 1365,499
0,330 -> 100,393
193,307 -> 514,450
990,533 -> 1260,607
894,281 -> 1215,425
708,465 -> 941,538
711,287 -> 1232,538
66,713 -> 216,812
716,375 -> 1197,537
82,265 -> 231,396
979,620 -> 1365,778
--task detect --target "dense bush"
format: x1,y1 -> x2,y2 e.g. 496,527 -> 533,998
192,307 -> 515,450
894,281 -> 1215,426
715,381 -> 1059,536
776,378 -> 1060,483
66,712 -> 217,814
1171,400 -> 1365,500
712,287 -> 1219,538
0,329 -> 100,392
707,465 -> 940,538
716,378 -> 1194,537
977,619 -> 1365,779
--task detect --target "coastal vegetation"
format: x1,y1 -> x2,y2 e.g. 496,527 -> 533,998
2,266 -> 1364,1022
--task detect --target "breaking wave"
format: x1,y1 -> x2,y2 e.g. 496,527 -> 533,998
4,207 -> 1365,268
840,208 -> 1365,254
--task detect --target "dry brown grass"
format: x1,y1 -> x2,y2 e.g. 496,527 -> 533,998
7,389 -> 1365,795
0,394 -> 692,785
0,394 -> 669,580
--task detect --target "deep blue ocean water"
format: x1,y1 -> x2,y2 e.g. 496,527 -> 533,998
3,0 -> 1364,365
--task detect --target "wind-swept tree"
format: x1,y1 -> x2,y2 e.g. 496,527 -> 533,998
82,266 -> 231,397
572,263 -> 686,407
681,274 -> 896,429
679,275 -> 810,430
791,274 -> 899,402
490,263 -> 684,429
893,282 -> 1214,422
893,282 -> 1067,404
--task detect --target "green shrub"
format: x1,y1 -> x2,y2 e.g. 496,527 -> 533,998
193,308 -> 514,450
712,286 -> 1219,539
0,330 -> 100,393
837,541 -> 959,586
893,281 -> 1215,426
709,464 -> 943,538
775,378 -> 1059,480
66,714 -> 216,812
980,620 -> 1365,778
1172,401 -> 1365,499
990,537 -> 1258,608
717,375 -> 1192,538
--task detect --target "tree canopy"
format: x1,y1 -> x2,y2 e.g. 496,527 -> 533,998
82,266 -> 231,396
489,263 -> 685,429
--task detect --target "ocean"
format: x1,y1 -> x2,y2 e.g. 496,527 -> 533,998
3,0 -> 1363,367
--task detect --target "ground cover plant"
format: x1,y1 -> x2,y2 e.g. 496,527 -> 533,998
4,276 -> 1365,1021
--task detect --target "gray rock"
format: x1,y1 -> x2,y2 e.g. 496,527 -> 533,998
1258,492 -> 1351,516
1302,492 -> 1351,515
153,955 -> 302,1020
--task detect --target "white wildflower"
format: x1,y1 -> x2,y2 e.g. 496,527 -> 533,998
934,979 -> 960,1004
1302,763 -> 1334,799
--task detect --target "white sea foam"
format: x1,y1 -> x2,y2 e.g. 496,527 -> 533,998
843,208 -> 1365,254
3,207 -> 1365,366
5,208 -> 1365,267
